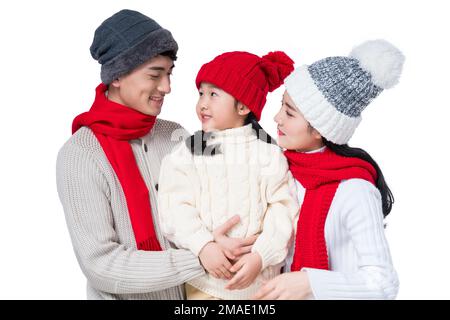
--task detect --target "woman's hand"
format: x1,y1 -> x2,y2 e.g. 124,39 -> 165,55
213,215 -> 258,260
252,271 -> 313,300
198,242 -> 233,280
225,252 -> 262,290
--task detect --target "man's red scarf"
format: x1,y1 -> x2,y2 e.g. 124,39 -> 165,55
284,148 -> 377,271
72,83 -> 162,251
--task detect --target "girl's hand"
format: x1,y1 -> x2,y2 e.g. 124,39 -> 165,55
225,252 -> 262,290
213,215 -> 258,260
252,271 -> 313,300
198,242 -> 233,280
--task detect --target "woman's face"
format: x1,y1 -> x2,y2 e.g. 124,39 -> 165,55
274,90 -> 324,152
108,55 -> 174,116
196,82 -> 249,132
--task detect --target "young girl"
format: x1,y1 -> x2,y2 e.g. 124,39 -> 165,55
253,39 -> 404,299
158,51 -> 300,299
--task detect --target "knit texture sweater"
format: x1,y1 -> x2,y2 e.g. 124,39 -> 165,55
56,119 -> 205,300
284,146 -> 399,299
158,124 -> 300,300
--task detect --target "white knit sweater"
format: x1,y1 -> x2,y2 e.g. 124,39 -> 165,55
158,124 -> 299,300
284,146 -> 399,299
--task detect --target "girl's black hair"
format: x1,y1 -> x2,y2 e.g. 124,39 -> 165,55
322,138 -> 394,217
185,112 -> 275,157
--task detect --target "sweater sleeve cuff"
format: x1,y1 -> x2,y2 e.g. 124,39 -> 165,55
302,268 -> 332,299
303,267 -> 400,300
171,248 -> 205,280
302,267 -> 357,300
252,239 -> 285,270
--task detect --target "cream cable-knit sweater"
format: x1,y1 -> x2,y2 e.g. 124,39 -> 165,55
56,119 -> 205,300
158,124 -> 300,300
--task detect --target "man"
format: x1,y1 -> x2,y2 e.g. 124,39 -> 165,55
56,9 -> 205,300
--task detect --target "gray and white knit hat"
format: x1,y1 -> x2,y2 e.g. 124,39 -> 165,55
285,39 -> 405,144
90,9 -> 178,85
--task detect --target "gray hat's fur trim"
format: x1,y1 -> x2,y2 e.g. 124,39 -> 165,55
101,28 -> 178,84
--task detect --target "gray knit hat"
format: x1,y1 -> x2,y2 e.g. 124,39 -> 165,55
285,39 -> 405,144
90,9 -> 178,84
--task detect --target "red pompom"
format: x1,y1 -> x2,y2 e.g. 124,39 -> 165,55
260,51 -> 295,92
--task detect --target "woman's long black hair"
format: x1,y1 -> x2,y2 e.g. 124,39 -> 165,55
186,112 -> 275,156
322,138 -> 394,217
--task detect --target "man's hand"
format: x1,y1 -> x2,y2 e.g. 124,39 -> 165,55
198,242 -> 233,280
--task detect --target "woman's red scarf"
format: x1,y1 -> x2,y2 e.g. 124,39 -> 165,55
284,148 -> 377,271
72,83 -> 162,251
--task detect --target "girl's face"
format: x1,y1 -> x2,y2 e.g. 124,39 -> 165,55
108,55 -> 174,116
196,82 -> 249,132
274,90 -> 324,152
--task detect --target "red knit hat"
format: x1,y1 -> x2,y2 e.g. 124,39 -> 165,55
195,51 -> 294,121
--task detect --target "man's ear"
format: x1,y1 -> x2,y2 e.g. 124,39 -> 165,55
110,78 -> 121,88
237,102 -> 251,116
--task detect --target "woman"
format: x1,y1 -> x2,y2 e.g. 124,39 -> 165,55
253,39 -> 404,299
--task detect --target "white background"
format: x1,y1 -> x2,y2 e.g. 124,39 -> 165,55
0,0 -> 448,299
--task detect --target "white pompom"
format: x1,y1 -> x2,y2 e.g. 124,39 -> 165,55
349,39 -> 405,89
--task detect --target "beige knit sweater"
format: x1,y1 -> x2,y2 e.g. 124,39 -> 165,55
56,119 -> 205,300
158,124 -> 299,299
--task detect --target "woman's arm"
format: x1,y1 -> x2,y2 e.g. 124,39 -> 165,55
302,179 -> 399,299
254,179 -> 399,300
